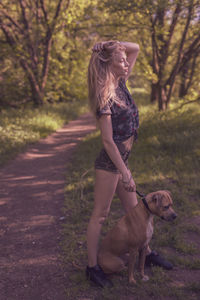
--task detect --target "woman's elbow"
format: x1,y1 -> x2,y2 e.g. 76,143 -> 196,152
135,44 -> 140,52
129,42 -> 140,53
102,137 -> 114,149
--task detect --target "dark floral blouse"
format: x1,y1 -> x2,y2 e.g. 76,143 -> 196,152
96,78 -> 139,143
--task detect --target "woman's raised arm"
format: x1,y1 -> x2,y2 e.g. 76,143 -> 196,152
120,42 -> 140,80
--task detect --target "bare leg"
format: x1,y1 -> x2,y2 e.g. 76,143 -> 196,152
87,169 -> 119,267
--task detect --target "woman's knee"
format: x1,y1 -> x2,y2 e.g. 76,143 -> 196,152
91,209 -> 109,225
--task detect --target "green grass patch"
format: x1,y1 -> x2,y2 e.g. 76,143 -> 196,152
62,95 -> 200,300
0,99 -> 88,166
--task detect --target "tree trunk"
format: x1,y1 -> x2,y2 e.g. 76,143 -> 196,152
20,59 -> 44,105
158,85 -> 167,111
29,80 -> 44,106
179,66 -> 188,98
150,82 -> 159,103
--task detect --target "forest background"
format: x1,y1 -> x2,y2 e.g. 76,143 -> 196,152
0,0 -> 199,111
1,1 -> 200,299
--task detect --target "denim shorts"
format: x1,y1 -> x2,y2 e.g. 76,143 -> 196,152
95,135 -> 134,173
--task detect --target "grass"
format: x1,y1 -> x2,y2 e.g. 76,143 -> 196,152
62,91 -> 200,300
0,99 -> 88,166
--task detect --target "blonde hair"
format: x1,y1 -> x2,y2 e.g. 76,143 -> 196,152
88,41 -> 126,116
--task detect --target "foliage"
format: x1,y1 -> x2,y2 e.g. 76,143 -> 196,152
0,0 -> 102,108
99,0 -> 200,110
0,0 -> 200,110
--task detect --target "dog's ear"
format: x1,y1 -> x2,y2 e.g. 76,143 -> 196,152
164,190 -> 172,197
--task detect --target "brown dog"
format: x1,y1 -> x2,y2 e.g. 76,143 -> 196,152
98,190 -> 177,284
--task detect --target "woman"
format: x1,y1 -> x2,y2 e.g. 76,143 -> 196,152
86,41 -> 173,288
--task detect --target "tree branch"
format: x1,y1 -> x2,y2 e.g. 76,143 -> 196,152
18,0 -> 30,31
185,51 -> 199,93
178,33 -> 200,73
41,0 -> 67,90
171,97 -> 200,112
166,0 -> 194,102
0,9 -> 24,34
162,2 -> 181,64
150,14 -> 160,74
39,0 -> 48,24
0,22 -> 16,48
51,0 -> 65,31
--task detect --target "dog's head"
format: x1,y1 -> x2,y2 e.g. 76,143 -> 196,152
146,190 -> 177,221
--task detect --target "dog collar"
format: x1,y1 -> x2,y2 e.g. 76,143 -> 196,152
136,190 -> 153,214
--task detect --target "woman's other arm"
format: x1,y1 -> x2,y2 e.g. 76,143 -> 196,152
99,115 -> 136,192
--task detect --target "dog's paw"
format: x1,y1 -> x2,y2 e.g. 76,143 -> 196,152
142,275 -> 149,282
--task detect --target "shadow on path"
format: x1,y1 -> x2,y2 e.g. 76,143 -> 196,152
0,113 -> 96,300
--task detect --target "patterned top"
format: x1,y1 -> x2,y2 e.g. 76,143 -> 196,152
96,78 -> 139,143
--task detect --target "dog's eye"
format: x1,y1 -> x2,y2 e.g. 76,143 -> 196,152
163,205 -> 170,210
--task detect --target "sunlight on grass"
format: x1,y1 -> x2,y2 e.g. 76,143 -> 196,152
0,100 -> 88,166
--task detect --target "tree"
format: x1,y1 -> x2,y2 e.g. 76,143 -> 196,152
99,0 -> 200,110
178,39 -> 200,98
0,0 -> 69,105
46,0 -> 98,103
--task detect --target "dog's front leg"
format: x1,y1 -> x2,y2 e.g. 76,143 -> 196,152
139,246 -> 149,282
128,249 -> 137,284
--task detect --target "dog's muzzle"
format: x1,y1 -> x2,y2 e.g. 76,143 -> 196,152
161,213 -> 177,221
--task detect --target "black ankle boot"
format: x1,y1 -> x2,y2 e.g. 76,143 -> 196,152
86,264 -> 113,288
145,251 -> 173,270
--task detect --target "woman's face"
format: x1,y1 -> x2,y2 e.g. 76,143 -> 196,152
110,51 -> 129,79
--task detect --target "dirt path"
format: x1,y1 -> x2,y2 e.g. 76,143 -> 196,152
0,113 -> 96,300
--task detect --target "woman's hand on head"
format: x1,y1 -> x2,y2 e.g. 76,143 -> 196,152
92,40 -> 121,53
92,42 -> 106,52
